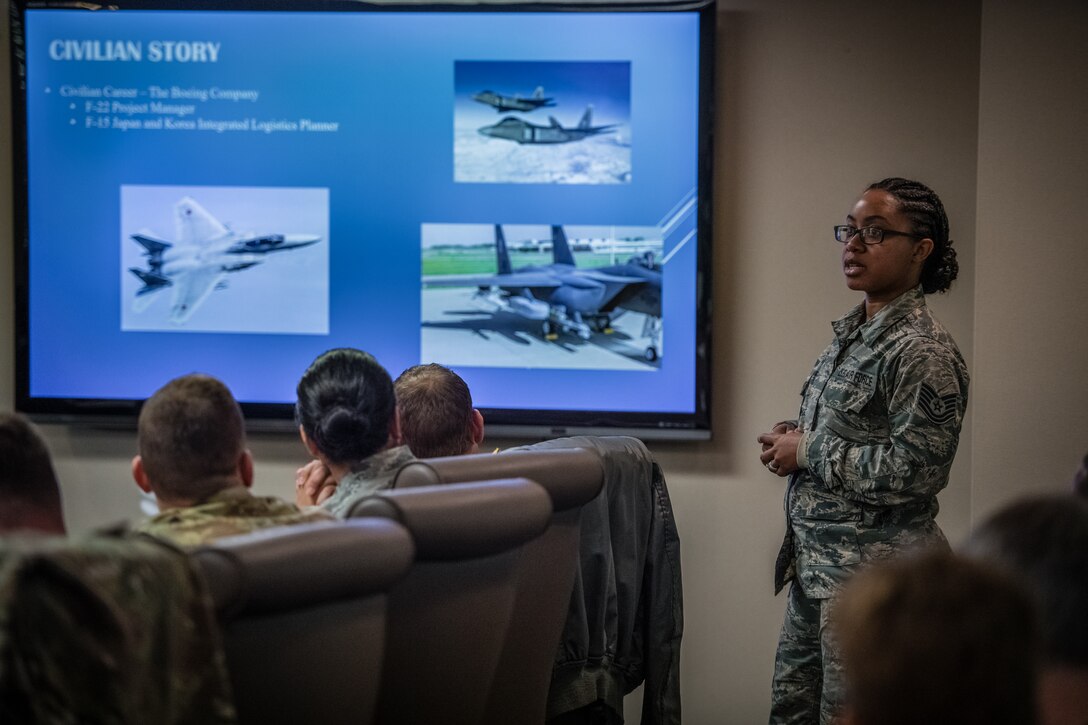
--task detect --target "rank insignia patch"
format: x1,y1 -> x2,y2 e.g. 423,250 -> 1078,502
918,384 -> 958,425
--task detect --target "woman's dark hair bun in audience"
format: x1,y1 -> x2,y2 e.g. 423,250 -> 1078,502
295,348 -> 396,465
868,177 -> 959,294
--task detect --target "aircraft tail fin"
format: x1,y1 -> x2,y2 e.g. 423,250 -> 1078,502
495,224 -> 512,275
549,116 -> 562,129
131,231 -> 172,270
130,267 -> 172,295
175,196 -> 229,246
579,106 -> 594,130
131,232 -> 172,255
551,225 -> 575,266
533,86 -> 545,99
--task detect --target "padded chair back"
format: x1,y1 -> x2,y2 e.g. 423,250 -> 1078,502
391,448 -> 605,725
193,519 -> 414,725
392,448 -> 602,510
348,478 -> 552,725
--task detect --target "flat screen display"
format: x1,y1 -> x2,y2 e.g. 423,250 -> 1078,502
12,0 -> 713,439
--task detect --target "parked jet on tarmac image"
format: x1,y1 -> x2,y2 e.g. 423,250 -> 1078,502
423,224 -> 661,359
549,226 -> 663,360
472,86 -> 555,113
478,106 -> 616,145
128,196 -> 321,324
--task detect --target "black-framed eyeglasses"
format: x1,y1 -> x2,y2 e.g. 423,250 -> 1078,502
833,225 -> 924,245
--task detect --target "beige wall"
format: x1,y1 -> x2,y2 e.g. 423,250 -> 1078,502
1,1 -> 1085,722
972,0 -> 1088,519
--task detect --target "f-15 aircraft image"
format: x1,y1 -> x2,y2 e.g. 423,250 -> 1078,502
128,196 -> 321,324
478,106 -> 616,145
472,86 -> 555,113
423,224 -> 652,346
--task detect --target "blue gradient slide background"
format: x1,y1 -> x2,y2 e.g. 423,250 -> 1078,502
23,9 -> 700,413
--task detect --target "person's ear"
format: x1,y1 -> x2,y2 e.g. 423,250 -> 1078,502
299,425 -> 321,458
131,455 -> 152,494
913,237 -> 934,264
238,449 -> 254,489
388,407 -> 403,447
470,408 -> 486,448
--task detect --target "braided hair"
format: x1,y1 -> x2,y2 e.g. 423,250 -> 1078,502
295,348 -> 396,466
868,177 -> 958,294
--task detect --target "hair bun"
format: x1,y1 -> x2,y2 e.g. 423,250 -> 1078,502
317,405 -> 369,459
295,348 -> 396,465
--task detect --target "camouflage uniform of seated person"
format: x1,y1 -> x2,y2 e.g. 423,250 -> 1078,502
134,374 -> 331,546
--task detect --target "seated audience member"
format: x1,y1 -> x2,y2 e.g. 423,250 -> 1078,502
0,531 -> 237,723
294,359 -> 486,507
394,363 -> 485,458
294,348 -> 415,516
962,495 -> 1088,725
832,551 -> 1038,725
133,374 -> 331,546
0,412 -> 66,535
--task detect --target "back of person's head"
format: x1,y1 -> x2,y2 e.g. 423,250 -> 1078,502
0,412 -> 65,534
295,348 -> 396,466
962,494 -> 1088,668
136,374 -> 248,504
833,551 -> 1038,725
394,363 -> 483,458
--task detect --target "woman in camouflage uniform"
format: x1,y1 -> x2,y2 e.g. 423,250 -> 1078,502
294,348 -> 416,516
757,178 -> 969,724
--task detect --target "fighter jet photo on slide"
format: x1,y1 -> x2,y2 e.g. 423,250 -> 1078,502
472,86 -> 555,113
423,224 -> 661,358
128,196 -> 321,324
478,106 -> 616,145
588,248 -> 663,361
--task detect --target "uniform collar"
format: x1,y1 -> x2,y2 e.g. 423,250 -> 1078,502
346,445 -> 415,480
200,485 -> 254,505
831,285 -> 926,346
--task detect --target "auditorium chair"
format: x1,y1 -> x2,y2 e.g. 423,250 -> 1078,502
392,448 -> 605,725
348,478 -> 552,725
192,519 -> 415,725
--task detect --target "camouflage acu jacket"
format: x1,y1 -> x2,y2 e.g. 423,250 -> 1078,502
0,530 -> 237,724
138,486 -> 333,547
321,445 -> 416,518
776,286 -> 969,598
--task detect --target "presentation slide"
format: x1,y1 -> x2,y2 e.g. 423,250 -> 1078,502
22,9 -> 701,416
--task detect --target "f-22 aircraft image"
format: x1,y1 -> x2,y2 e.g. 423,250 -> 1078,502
424,225 -> 659,358
128,196 -> 321,324
478,106 -> 616,145
472,86 -> 555,113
